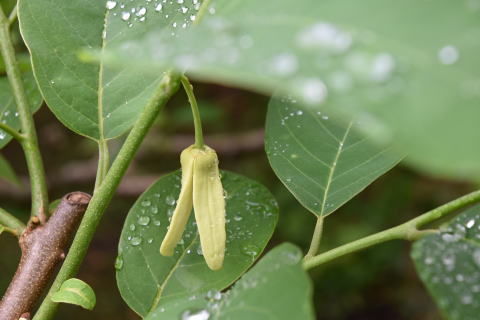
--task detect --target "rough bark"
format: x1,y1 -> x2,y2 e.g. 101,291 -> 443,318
0,192 -> 91,320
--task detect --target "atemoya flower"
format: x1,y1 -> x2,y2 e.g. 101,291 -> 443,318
160,145 -> 226,270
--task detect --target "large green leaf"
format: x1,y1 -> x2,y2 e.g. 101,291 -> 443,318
266,96 -> 401,216
147,243 -> 314,320
18,0 -> 203,140
412,204 -> 480,320
117,170 -> 278,316
100,0 -> 480,180
0,73 -> 42,148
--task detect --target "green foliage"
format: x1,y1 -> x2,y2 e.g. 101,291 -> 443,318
266,96 -> 401,216
0,154 -> 20,187
0,72 -> 41,148
99,0 -> 480,181
117,170 -> 278,316
50,278 -> 96,311
412,205 -> 480,320
18,0 -> 195,140
146,243 -> 314,320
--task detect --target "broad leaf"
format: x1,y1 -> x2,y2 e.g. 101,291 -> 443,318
117,170 -> 278,316
18,0 -> 203,140
100,0 -> 480,180
0,154 -> 21,187
51,278 -> 96,311
147,243 -> 314,320
266,96 -> 401,216
412,204 -> 480,320
0,73 -> 42,148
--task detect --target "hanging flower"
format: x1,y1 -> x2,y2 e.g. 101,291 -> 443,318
160,145 -> 226,271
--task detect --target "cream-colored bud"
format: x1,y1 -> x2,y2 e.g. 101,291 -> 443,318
160,145 -> 226,271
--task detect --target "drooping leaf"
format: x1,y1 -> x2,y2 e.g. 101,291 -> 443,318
100,0 -> 480,181
412,204 -> 480,320
117,170 -> 278,316
18,0 -> 203,140
147,243 -> 314,320
0,73 -> 42,149
50,278 -> 96,311
266,96 -> 401,216
0,154 -> 21,187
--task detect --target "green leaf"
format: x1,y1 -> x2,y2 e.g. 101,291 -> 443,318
0,225 -> 4,236
0,72 -> 42,148
100,0 -> 480,180
18,0 -> 201,140
146,243 -> 314,320
412,205 -> 480,320
117,170 -> 279,316
266,96 -> 401,216
0,154 -> 21,187
50,278 -> 96,311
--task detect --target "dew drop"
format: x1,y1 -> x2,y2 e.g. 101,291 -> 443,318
106,1 -> 117,10
121,11 -> 131,21
130,236 -> 143,246
181,309 -> 210,320
438,45 -> 459,65
114,255 -> 124,270
137,216 -> 151,226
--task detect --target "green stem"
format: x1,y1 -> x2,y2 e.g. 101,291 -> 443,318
304,216 -> 324,260
8,5 -> 17,27
303,189 -> 480,270
94,139 -> 110,190
0,122 -> 25,142
32,72 -> 180,320
0,207 -> 26,236
194,0 -> 212,26
181,75 -> 204,148
0,7 -> 48,220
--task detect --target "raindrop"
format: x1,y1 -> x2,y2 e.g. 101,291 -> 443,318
269,53 -> 298,76
130,236 -> 143,246
121,11 -> 131,21
241,244 -> 259,258
438,45 -> 459,65
466,219 -> 475,229
297,78 -> 328,105
155,3 -> 163,11
114,255 -> 124,270
106,1 -> 117,10
166,195 -> 176,206
181,309 -> 210,320
297,22 -> 352,53
141,199 -> 151,207
137,216 -> 151,226
129,224 -> 136,231
206,290 -> 222,301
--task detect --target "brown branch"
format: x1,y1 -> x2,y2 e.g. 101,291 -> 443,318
0,192 -> 91,320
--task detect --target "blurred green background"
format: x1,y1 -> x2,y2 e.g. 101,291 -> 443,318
1,80 -> 474,319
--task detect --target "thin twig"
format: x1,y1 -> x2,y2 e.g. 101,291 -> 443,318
0,7 -> 49,220
0,122 -> 25,142
303,189 -> 480,270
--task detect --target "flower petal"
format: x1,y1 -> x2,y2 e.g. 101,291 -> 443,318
160,147 -> 195,256
193,147 -> 226,270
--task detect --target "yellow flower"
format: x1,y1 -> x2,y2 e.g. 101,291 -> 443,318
160,145 -> 226,271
